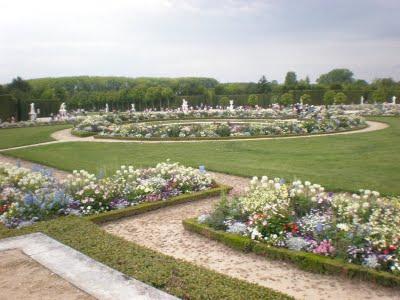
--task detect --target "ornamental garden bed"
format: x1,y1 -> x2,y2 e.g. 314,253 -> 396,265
75,115 -> 366,141
185,176 -> 400,288
1,161 -> 290,299
0,161 -> 225,228
92,123 -> 368,141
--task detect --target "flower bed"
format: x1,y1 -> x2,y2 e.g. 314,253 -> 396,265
330,104 -> 400,116
195,176 -> 400,275
0,161 -> 216,228
0,118 -> 80,129
76,114 -> 366,139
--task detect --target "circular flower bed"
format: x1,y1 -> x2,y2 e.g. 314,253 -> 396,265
199,177 -> 400,273
0,161 -> 214,228
74,112 -> 366,140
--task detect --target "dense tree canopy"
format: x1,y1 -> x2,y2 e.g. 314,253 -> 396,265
0,70 -> 399,113
317,69 -> 354,86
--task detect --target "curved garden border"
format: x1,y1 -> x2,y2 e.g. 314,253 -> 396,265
54,120 -> 388,144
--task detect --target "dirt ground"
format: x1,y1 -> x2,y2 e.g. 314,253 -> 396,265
0,249 -> 94,300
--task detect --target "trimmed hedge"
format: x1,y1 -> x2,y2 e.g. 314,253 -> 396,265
93,124 -> 368,142
87,185 -> 231,224
183,218 -> 400,288
70,129 -> 97,137
0,217 -> 291,300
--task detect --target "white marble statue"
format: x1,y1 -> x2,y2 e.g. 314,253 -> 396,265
131,103 -> 136,112
228,100 -> 234,111
181,99 -> 188,112
59,102 -> 67,118
360,96 -> 364,105
29,103 -> 37,121
105,103 -> 109,113
392,96 -> 397,105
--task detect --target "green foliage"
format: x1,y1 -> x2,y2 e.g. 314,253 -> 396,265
257,75 -> 272,93
372,88 -> 389,103
204,193 -> 231,230
300,93 -> 312,104
333,92 -> 347,104
284,71 -> 297,88
323,90 -> 336,105
279,92 -> 294,106
317,69 -> 354,85
184,219 -> 400,288
219,96 -> 230,107
247,94 -> 258,106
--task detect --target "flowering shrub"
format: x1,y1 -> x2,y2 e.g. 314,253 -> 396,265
0,161 -> 214,228
330,104 -> 400,116
199,176 -> 400,273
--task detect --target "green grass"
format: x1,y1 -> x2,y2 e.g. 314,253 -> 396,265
0,217 -> 291,300
0,124 -> 71,149
4,117 -> 400,195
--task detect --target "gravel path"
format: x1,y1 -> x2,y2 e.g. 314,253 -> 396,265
102,190 -> 400,300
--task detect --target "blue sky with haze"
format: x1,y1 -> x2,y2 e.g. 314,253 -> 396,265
1,0 -> 399,83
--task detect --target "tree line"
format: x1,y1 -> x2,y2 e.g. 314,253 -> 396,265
1,69 -> 399,111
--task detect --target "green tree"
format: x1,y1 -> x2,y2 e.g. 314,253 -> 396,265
323,90 -> 336,105
317,69 -> 354,85
279,92 -> 294,106
257,75 -> 271,93
145,86 -> 162,108
220,96 -> 230,107
284,71 -> 297,88
7,76 -> 32,93
333,92 -> 347,104
300,93 -> 312,104
247,94 -> 258,106
161,87 -> 174,108
372,88 -> 389,103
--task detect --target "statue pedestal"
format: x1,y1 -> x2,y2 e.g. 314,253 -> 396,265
29,112 -> 37,121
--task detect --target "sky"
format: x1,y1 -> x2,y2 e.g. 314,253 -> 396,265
1,0 -> 399,84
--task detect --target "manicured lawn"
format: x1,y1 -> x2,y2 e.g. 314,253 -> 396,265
0,124 -> 71,149
4,117 -> 400,195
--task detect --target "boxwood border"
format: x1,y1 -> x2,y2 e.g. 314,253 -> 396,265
87,184 -> 231,224
182,218 -> 400,288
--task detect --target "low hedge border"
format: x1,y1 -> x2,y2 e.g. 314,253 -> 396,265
182,218 -> 400,288
92,124 -> 368,142
0,217 -> 291,300
87,184 -> 231,224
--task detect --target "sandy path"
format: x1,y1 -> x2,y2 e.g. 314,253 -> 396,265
0,249 -> 94,300
50,120 -> 387,144
102,176 -> 400,300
